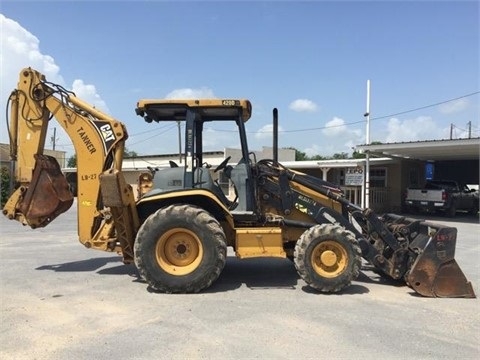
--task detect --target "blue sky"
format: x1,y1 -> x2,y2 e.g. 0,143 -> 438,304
1,0 -> 479,159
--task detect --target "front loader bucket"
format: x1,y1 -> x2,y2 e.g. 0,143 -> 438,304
17,154 -> 74,228
407,225 -> 475,298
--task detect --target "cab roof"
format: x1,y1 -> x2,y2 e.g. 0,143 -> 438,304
135,99 -> 252,123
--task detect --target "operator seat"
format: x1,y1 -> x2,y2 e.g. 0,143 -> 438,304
228,159 -> 249,213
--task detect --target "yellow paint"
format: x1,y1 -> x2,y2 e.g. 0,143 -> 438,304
235,227 -> 285,258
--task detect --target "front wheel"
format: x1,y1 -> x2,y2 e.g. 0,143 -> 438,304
134,204 -> 227,293
294,224 -> 361,293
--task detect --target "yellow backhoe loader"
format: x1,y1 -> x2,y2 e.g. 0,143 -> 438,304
2,68 -> 475,297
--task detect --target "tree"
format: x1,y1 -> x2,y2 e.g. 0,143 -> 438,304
67,154 -> 77,167
293,148 -> 308,161
309,154 -> 326,160
124,148 -> 138,158
286,147 -> 326,161
332,152 -> 349,159
1,167 -> 10,207
352,151 -> 366,159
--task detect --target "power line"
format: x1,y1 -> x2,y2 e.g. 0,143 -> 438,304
128,123 -> 176,137
127,123 -> 178,146
370,91 -> 479,121
45,91 -> 480,147
453,125 -> 467,133
235,90 -> 480,134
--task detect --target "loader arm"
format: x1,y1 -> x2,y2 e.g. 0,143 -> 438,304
3,68 -> 139,262
255,159 -> 475,298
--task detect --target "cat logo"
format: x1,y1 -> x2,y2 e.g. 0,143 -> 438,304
100,124 -> 115,142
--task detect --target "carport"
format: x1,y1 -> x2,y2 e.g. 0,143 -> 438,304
356,137 -> 480,185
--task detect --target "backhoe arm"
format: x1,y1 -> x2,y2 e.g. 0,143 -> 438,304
3,68 -> 139,262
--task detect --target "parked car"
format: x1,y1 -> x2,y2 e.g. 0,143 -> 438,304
405,180 -> 479,217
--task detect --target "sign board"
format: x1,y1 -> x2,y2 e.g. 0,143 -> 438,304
345,167 -> 364,186
425,162 -> 434,180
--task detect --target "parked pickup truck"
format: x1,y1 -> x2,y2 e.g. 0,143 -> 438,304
405,180 -> 479,217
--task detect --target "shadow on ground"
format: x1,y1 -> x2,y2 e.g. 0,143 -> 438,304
35,255 -> 410,295
207,257 -> 298,293
36,256 -> 138,277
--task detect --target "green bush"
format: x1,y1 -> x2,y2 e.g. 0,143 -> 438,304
1,167 -> 10,207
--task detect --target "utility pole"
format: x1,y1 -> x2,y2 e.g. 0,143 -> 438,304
450,124 -> 454,139
51,127 -> 57,150
467,121 -> 472,138
364,80 -> 371,209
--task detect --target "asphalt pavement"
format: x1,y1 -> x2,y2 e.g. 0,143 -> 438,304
1,201 -> 479,360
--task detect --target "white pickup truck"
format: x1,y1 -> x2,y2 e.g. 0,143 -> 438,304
405,180 -> 479,217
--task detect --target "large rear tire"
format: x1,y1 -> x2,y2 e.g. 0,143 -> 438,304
446,202 -> 457,217
294,224 -> 361,293
468,201 -> 479,216
134,204 -> 227,293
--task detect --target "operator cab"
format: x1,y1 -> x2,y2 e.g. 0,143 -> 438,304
135,99 -> 255,212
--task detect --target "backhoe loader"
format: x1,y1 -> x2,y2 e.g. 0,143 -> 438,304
2,68 -> 475,297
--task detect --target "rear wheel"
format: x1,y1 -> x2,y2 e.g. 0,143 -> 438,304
134,204 -> 227,293
468,201 -> 479,216
294,224 -> 361,293
446,202 -> 457,217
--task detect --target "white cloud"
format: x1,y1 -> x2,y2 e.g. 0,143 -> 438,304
72,79 -> 109,113
289,99 -> 318,112
385,116 -> 445,142
322,117 -> 362,138
300,116 -> 363,156
304,144 -> 322,157
255,123 -> 285,140
202,127 -> 239,151
165,87 -> 216,99
438,98 -> 469,114
0,14 -> 109,156
322,117 -> 347,136
0,15 -> 63,98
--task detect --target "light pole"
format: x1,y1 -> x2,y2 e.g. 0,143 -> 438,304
364,80 -> 371,209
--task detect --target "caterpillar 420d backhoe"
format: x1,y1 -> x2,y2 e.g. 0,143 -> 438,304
3,68 -> 475,297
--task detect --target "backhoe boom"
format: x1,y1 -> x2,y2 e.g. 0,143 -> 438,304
3,68 -> 138,262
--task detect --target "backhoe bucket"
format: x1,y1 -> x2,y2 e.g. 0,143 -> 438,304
407,225 -> 475,298
17,154 -> 73,228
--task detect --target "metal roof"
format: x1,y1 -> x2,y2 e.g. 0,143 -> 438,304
355,138 -> 480,161
282,157 -> 395,169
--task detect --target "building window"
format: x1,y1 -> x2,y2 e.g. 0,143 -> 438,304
370,168 -> 387,188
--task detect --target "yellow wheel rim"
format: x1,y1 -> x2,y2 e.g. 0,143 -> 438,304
311,240 -> 348,278
155,228 -> 203,276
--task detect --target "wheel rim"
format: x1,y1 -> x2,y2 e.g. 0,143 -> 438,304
311,240 -> 348,278
155,228 -> 203,276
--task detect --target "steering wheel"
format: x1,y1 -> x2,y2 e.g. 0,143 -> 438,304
214,156 -> 231,173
